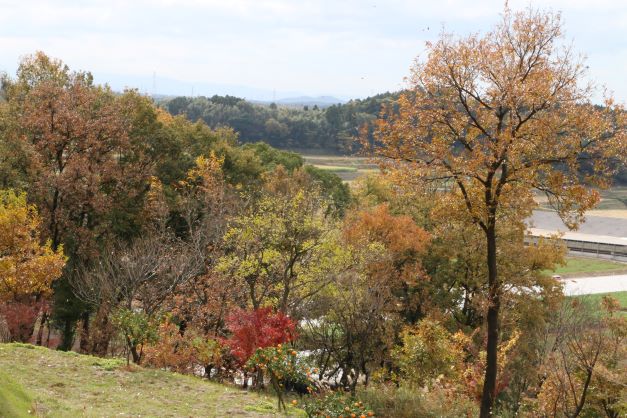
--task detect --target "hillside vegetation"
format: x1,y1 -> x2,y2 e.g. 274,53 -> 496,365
1,6 -> 626,417
0,344 -> 299,417
163,92 -> 400,152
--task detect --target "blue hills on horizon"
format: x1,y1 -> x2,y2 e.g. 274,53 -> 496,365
92,72 -> 348,106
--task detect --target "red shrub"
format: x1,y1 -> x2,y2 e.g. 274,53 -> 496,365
0,300 -> 45,342
224,307 -> 296,364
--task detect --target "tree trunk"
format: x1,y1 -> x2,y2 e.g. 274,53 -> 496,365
79,311 -> 90,353
480,224 -> 500,418
58,319 -> 75,351
129,341 -> 141,364
35,310 -> 48,346
89,304 -> 113,356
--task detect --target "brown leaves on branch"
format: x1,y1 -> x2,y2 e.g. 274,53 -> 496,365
4,52 -> 155,258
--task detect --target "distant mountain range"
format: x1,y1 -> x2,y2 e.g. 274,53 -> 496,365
253,96 -> 345,108
92,72 -> 347,105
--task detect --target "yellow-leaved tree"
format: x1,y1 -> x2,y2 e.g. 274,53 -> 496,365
369,7 -> 626,416
0,190 -> 66,301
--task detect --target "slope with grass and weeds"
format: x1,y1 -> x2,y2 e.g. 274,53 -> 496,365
0,343 -> 302,417
546,256 -> 627,277
571,291 -> 627,316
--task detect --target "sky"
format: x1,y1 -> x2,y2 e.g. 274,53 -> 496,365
0,0 -> 626,102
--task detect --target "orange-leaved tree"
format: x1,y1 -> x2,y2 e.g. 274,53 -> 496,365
369,7 -> 626,416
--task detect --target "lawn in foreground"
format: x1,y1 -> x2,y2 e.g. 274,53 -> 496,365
0,343 -> 301,417
0,370 -> 32,418
549,256 -> 627,276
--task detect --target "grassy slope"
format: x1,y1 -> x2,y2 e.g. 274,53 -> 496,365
571,291 -> 627,317
549,257 -> 627,276
573,291 -> 627,308
0,343 -> 300,418
0,370 -> 32,418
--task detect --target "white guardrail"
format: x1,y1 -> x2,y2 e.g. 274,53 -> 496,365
526,228 -> 627,261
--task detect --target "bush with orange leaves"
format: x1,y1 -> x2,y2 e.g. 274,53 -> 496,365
143,321 -> 224,376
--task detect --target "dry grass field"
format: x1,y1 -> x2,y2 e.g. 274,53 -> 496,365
304,154 -> 627,219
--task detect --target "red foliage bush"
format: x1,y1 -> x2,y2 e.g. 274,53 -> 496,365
224,307 -> 296,364
0,300 -> 45,342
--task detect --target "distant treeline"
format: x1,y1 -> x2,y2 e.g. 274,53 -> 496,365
163,93 -> 626,186
162,92 -> 401,153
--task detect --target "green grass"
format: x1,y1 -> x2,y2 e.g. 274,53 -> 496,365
585,291 -> 627,307
536,187 -> 627,211
0,370 -> 33,418
548,257 -> 627,276
0,343 -> 301,417
571,291 -> 627,316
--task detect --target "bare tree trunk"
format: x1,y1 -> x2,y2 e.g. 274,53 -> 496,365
480,224 -> 500,418
89,304 -> 113,356
79,312 -> 90,353
128,337 -> 141,364
35,310 -> 48,346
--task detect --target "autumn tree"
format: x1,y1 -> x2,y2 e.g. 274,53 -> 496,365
217,166 -> 338,315
0,190 -> 65,300
1,53 -> 162,348
343,203 -> 431,322
302,204 -> 430,394
169,153 -> 244,338
3,52 -> 151,256
370,7 -> 626,416
0,190 -> 65,341
71,230 -> 204,355
531,297 -> 626,417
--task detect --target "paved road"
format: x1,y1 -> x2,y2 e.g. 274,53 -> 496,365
560,274 -> 627,296
530,211 -> 627,238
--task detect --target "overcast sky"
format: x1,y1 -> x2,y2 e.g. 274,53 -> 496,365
0,0 -> 625,101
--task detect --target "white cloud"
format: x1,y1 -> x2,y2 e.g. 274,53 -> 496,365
0,0 -> 625,100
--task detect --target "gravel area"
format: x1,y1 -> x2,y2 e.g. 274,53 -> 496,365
561,274 -> 627,296
530,211 -> 627,238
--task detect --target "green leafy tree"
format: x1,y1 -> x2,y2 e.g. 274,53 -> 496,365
217,166 -> 338,314
112,308 -> 159,364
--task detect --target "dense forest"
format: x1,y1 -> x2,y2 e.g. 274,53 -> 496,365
1,6 -> 626,418
163,92 -> 400,153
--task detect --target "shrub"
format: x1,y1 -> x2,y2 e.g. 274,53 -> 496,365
302,391 -> 374,418
392,319 -> 467,387
143,321 -> 224,376
224,307 -> 296,365
0,300 -> 45,342
111,308 -> 159,364
247,343 -> 314,411
358,383 -> 477,418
